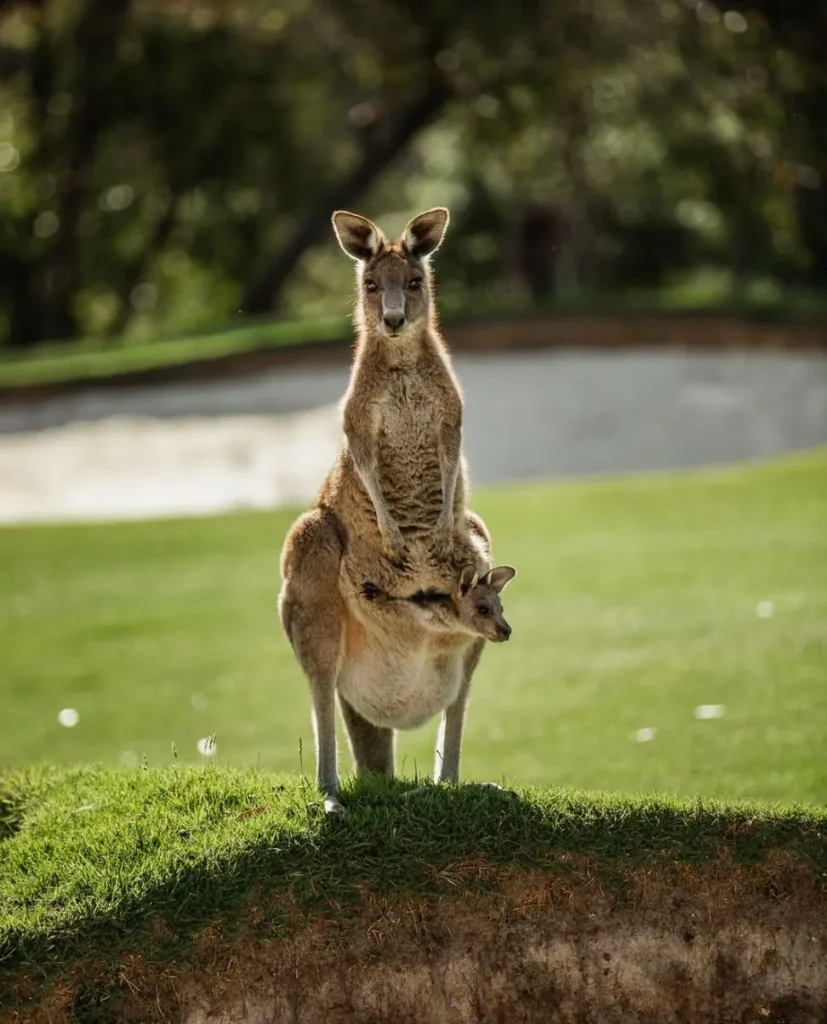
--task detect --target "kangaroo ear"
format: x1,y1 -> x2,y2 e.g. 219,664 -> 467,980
481,565 -> 516,594
455,564 -> 479,599
332,211 -> 384,262
401,207 -> 449,259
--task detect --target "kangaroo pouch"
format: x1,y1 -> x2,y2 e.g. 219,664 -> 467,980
338,630 -> 466,730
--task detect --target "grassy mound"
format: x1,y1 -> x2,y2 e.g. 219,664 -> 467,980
1,766 -> 825,1018
2,449 -> 826,803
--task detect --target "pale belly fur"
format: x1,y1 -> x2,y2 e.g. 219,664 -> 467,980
338,640 -> 467,731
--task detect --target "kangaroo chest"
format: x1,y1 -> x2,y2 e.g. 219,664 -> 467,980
376,369 -> 446,449
371,368 -> 458,524
338,620 -> 467,730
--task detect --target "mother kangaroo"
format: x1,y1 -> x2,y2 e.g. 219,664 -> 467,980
278,207 -> 504,815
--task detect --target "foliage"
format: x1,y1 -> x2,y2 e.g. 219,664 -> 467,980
0,0 -> 825,347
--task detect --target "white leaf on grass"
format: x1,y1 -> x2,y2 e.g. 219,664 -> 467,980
197,735 -> 217,757
695,704 -> 726,720
58,708 -> 79,727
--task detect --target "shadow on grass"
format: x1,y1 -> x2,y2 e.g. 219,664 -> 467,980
1,769 -> 825,987
0,789 -> 26,842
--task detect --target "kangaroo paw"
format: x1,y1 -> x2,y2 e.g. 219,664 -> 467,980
360,581 -> 383,602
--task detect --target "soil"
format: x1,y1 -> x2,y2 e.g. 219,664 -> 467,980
5,852 -> 826,1023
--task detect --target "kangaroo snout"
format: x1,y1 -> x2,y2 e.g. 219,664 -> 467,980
382,310 -> 405,332
494,622 -> 512,642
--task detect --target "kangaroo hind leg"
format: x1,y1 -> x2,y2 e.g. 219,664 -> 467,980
279,507 -> 348,816
339,696 -> 396,779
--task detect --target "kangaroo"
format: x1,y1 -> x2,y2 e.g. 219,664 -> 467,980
279,207 -> 501,815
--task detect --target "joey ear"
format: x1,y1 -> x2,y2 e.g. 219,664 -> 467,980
331,210 -> 384,262
481,565 -> 516,594
455,564 -> 478,599
401,207 -> 450,259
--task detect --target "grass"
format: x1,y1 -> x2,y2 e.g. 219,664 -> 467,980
1,766 -> 825,978
0,313 -> 350,390
1,282 -> 825,389
1,448 -> 826,806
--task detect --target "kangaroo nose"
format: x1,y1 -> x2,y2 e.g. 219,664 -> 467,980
383,311 -> 405,331
500,624 -> 512,641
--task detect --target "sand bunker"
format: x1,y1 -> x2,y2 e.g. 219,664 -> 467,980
0,350 -> 825,524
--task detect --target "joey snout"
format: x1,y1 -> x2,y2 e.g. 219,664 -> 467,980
495,621 -> 512,642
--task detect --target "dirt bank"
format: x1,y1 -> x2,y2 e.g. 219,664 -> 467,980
8,853 -> 826,1024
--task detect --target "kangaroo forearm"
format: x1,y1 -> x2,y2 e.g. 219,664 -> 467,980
437,423 -> 462,522
440,458 -> 460,520
348,435 -> 396,531
360,465 -> 394,528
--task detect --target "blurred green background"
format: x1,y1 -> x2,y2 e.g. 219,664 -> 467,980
1,0 -> 826,351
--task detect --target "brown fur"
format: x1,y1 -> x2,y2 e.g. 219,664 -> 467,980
278,208 -> 512,816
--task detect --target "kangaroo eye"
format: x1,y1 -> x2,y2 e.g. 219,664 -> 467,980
408,278 -> 422,291
476,603 -> 490,616
365,280 -> 378,293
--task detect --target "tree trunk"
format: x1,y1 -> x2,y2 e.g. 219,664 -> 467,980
241,76 -> 450,315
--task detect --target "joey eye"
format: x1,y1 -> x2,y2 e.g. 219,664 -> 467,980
476,603 -> 490,616
408,278 -> 423,291
364,280 -> 378,293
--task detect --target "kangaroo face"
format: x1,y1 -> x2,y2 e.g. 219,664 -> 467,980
362,250 -> 429,338
457,582 -> 512,643
453,564 -> 516,643
332,207 -> 450,340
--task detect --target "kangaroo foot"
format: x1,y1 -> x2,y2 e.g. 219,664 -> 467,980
324,795 -> 347,818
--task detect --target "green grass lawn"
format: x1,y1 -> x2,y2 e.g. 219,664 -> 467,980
1,449 -> 825,805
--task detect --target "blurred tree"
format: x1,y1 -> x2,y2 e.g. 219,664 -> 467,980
731,1 -> 827,285
1,0 -> 132,344
0,0 -> 823,347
